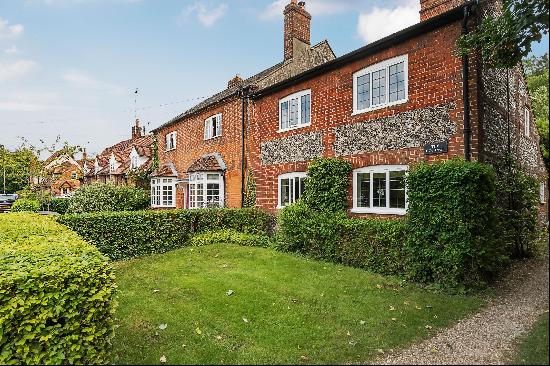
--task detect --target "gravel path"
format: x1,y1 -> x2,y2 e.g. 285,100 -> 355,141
374,256 -> 549,365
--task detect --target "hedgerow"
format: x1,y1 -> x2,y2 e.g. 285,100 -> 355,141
0,213 -> 116,365
10,198 -> 40,212
191,229 -> 271,248
66,183 -> 149,213
58,208 -> 275,260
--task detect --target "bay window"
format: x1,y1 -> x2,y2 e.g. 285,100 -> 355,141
189,172 -> 224,209
151,177 -> 176,208
353,55 -> 408,114
352,165 -> 408,214
279,90 -> 311,132
278,172 -> 307,208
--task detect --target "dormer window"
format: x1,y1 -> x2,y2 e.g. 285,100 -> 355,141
279,89 -> 311,132
110,161 -> 115,173
353,55 -> 408,115
71,171 -> 77,179
165,131 -> 177,151
131,156 -> 139,169
204,113 -> 222,140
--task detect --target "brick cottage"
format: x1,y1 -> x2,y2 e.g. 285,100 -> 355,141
150,0 -> 548,219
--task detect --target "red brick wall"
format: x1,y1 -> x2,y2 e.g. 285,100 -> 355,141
249,20 -> 480,214
155,98 -> 244,209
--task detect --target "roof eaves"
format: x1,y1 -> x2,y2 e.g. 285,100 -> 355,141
252,3 -> 474,99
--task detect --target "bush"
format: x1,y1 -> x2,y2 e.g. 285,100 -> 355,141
191,229 -> 271,248
49,197 -> 70,214
0,213 -> 116,365
58,208 -> 276,260
67,183 -> 149,213
10,198 -> 40,212
405,159 -> 506,290
303,158 -> 352,212
276,202 -> 408,276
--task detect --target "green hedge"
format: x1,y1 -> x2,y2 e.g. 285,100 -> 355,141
276,202 -> 408,277
10,199 -> 40,212
58,208 -> 276,260
48,198 -> 70,214
67,183 -> 149,213
191,229 -> 271,248
303,158 -> 353,212
405,159 -> 507,290
0,213 -> 116,365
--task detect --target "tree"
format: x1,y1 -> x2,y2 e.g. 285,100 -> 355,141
458,0 -> 549,69
0,146 -> 40,193
524,53 -> 549,169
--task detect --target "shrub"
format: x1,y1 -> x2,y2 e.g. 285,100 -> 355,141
58,208 -> 275,260
10,198 -> 40,212
67,183 -> 149,213
303,158 -> 352,212
49,197 -> 70,214
405,159 -> 506,290
191,229 -> 271,248
0,213 -> 116,365
493,157 -> 540,257
276,202 -> 408,276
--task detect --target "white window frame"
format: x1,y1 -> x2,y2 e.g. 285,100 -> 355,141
150,177 -> 176,208
278,89 -> 311,133
277,172 -> 307,208
204,113 -> 223,140
540,182 -> 546,204
352,165 -> 408,215
352,54 -> 409,115
524,107 -> 530,137
131,155 -> 139,169
165,131 -> 177,151
188,172 -> 224,209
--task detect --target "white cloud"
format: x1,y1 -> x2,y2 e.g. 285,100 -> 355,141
0,17 -> 24,38
182,2 -> 228,27
5,46 -> 19,55
357,1 -> 419,43
62,70 -> 124,94
0,59 -> 37,81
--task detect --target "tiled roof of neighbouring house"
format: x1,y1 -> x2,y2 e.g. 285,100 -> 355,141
151,162 -> 178,177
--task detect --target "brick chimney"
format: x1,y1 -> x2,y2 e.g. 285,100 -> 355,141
283,0 -> 311,61
419,0 -> 465,21
132,118 -> 143,139
228,74 -> 244,89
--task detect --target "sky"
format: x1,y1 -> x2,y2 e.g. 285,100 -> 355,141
1,0 -> 548,157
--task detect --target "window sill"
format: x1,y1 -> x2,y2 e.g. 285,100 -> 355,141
204,135 -> 222,141
352,99 -> 408,116
278,123 -> 311,134
165,148 -> 176,152
151,205 -> 176,209
350,207 -> 406,215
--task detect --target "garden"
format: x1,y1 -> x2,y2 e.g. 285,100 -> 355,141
1,158 -> 547,364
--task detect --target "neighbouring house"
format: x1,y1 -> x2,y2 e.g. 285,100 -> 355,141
151,0 -> 549,220
40,150 -> 86,198
84,119 -> 154,188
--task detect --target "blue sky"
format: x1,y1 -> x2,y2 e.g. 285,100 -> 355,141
1,0 -> 548,156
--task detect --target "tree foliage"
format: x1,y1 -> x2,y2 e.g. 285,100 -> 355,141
0,146 -> 40,193
458,0 -> 549,69
524,53 -> 549,169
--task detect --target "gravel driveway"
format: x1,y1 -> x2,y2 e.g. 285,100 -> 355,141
374,256 -> 549,365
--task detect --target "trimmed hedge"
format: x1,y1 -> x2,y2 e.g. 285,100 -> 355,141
10,199 -> 40,212
49,198 -> 70,214
276,202 -> 408,276
191,229 -> 271,248
405,159 -> 506,290
303,158 -> 353,212
0,213 -> 116,365
67,183 -> 149,213
58,208 -> 275,260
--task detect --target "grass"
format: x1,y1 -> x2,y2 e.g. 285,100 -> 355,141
113,244 -> 482,365
512,312 -> 549,365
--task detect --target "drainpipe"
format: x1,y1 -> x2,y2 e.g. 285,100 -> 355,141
462,5 -> 472,161
240,87 -> 247,208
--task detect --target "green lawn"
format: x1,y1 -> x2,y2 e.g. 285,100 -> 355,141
513,312 -> 550,365
113,244 -> 482,365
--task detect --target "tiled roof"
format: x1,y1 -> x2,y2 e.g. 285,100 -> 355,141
187,154 -> 225,172
151,162 -> 178,177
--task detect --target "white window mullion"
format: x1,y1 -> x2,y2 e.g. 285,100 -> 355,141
369,172 -> 374,209
385,170 -> 390,209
